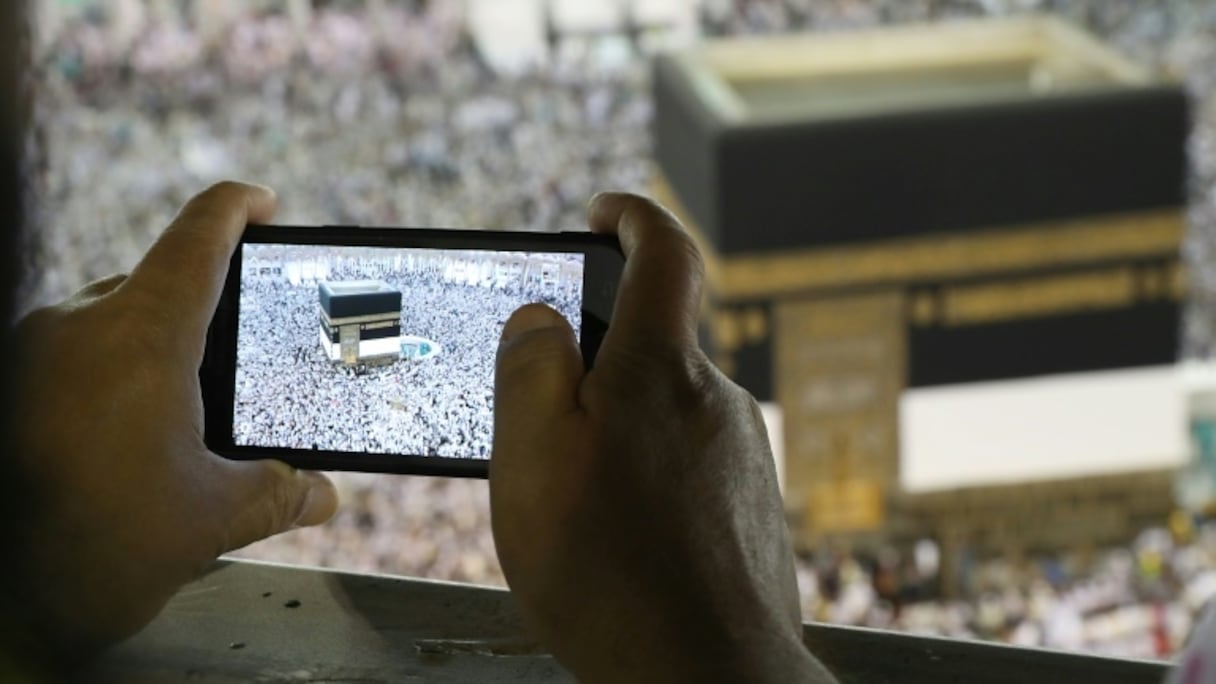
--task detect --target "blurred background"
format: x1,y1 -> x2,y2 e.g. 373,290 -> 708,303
25,0 -> 1216,662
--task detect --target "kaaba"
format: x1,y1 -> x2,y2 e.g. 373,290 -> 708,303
318,280 -> 403,366
651,17 -> 1188,556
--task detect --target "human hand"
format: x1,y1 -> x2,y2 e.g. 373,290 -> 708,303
3,182 -> 338,666
490,193 -> 834,682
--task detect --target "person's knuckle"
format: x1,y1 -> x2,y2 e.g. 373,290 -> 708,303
603,344 -> 715,411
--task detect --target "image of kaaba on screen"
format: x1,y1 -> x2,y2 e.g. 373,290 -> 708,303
233,243 -> 584,459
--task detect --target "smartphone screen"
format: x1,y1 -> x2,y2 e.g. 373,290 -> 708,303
203,225 -> 621,476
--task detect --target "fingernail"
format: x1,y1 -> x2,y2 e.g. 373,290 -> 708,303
501,304 -> 564,344
248,181 -> 275,195
589,191 -> 624,212
295,476 -> 339,527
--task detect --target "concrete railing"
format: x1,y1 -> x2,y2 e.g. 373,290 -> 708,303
90,559 -> 1170,683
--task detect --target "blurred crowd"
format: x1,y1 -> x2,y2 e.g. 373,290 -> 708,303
795,520 -> 1216,659
28,0 -> 651,308
27,0 -> 1216,659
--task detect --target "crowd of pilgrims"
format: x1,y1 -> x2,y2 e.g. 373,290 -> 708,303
234,262 -> 581,459
28,0 -> 1216,660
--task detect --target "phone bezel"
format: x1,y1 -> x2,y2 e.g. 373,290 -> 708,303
201,224 -> 623,478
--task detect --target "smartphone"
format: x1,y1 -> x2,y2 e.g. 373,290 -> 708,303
201,224 -> 623,477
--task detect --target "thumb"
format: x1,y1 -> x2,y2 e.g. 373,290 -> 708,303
493,304 -> 584,452
220,459 -> 339,552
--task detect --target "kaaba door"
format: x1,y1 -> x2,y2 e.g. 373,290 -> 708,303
774,291 -> 905,546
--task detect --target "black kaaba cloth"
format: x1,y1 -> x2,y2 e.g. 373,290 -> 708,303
318,281 -> 402,320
